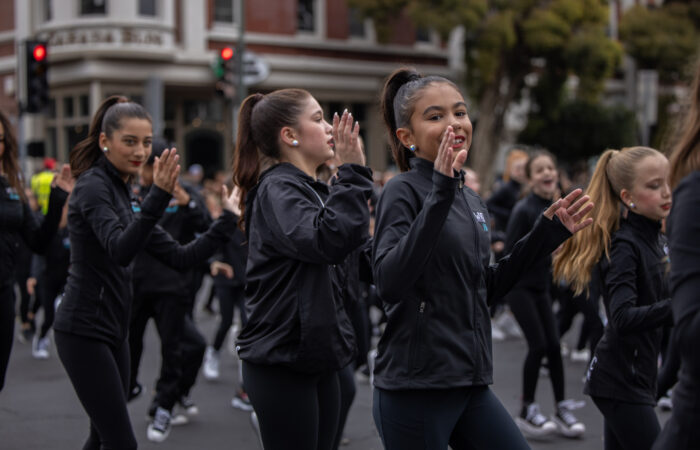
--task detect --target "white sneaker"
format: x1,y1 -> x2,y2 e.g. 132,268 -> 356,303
32,336 -> 50,359
496,311 -> 523,339
147,407 -> 171,442
552,401 -> 586,438
658,393 -> 673,411
203,347 -> 220,380
515,403 -> 556,439
570,348 -> 591,363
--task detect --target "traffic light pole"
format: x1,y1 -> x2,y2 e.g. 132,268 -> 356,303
232,0 -> 247,144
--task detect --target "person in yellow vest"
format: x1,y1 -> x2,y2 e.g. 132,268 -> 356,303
31,157 -> 56,215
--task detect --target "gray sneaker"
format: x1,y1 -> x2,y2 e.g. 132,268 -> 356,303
515,403 -> 556,438
147,407 -> 171,442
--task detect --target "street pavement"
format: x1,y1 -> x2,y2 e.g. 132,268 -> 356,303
1,301 -> 670,450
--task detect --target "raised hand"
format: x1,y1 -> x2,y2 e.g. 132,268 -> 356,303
153,148 -> 180,194
210,261 -> 234,279
434,126 -> 468,177
172,183 -> 191,206
221,184 -> 241,216
52,163 -> 75,193
332,110 -> 365,166
543,188 -> 594,234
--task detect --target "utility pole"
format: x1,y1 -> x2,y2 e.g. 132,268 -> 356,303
232,0 -> 247,144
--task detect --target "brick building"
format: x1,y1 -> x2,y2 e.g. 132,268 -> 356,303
0,0 -> 463,173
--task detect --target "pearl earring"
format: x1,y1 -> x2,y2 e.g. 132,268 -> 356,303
103,147 -> 109,153
292,139 -> 299,147
409,144 -> 416,152
629,202 -> 635,209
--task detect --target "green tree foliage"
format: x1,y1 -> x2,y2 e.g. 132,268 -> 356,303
519,100 -> 637,164
349,0 -> 622,183
620,3 -> 700,82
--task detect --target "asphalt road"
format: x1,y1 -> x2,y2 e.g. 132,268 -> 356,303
1,298 -> 670,450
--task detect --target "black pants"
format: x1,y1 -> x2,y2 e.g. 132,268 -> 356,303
129,291 -> 206,410
373,385 -> 530,450
507,287 -> 565,404
653,310 -> 700,450
333,364 -> 356,450
55,331 -> 137,450
212,284 -> 247,351
556,285 -> 603,353
0,283 -> 15,392
37,276 -> 64,339
242,360 -> 341,450
592,396 -> 660,450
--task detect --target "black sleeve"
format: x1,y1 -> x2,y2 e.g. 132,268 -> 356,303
80,180 -> 171,266
183,186 -> 213,233
256,164 -> 373,265
486,215 -> 571,304
145,209 -> 235,270
605,239 -> 672,335
486,187 -> 511,222
504,201 -> 531,253
20,186 -> 68,253
372,170 -> 458,303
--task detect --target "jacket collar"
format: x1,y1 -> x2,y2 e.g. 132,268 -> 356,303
259,162 -> 329,193
625,210 -> 662,241
96,154 -> 132,191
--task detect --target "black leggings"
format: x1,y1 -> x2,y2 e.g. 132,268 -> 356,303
212,284 -> 247,351
556,285 -> 603,353
507,287 -> 565,404
0,283 -> 15,392
373,385 -> 530,450
242,360 -> 341,450
55,331 -> 137,450
333,364 -> 356,450
592,397 -> 660,450
38,276 -> 64,339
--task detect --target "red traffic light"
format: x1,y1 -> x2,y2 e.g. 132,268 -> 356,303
220,47 -> 234,61
32,44 -> 47,62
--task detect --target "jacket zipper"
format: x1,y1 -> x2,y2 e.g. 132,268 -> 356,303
461,188 -> 483,382
409,301 -> 426,370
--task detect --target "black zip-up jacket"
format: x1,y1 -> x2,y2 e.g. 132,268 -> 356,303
372,157 -> 571,390
132,183 -> 212,296
666,170 -> 700,417
0,175 -> 68,287
505,192 -> 554,290
236,162 -> 373,373
212,218 -> 247,289
54,156 -> 234,346
584,211 -> 673,405
486,178 -> 521,232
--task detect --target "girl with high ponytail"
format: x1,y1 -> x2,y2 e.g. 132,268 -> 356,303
371,67 -> 593,449
0,109 -> 72,392
53,95 -> 238,447
232,89 -> 374,450
554,146 -> 674,450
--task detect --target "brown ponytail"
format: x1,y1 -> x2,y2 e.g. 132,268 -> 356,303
380,67 -> 460,172
232,89 -> 311,228
553,146 -> 663,295
0,110 -> 26,202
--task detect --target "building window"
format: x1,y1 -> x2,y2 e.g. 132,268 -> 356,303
298,0 -> 315,32
349,8 -> 366,38
139,0 -> 157,16
44,0 -> 53,21
214,0 -> 234,23
415,27 -> 432,43
81,0 -> 107,15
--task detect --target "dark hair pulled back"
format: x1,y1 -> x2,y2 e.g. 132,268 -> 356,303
233,88 -> 311,226
0,110 -> 26,201
380,67 -> 460,172
70,95 -> 151,178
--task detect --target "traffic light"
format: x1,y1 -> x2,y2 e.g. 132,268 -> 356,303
25,40 -> 49,113
213,46 -> 235,99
